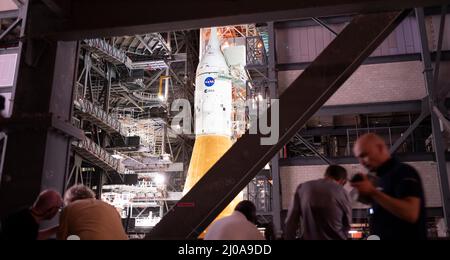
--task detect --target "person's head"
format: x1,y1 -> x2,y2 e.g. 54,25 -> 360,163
64,185 -> 96,206
235,200 -> 257,224
324,165 -> 348,186
353,133 -> 391,171
31,190 -> 63,223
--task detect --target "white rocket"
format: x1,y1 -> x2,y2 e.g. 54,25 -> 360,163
194,27 -> 233,137
184,28 -> 241,231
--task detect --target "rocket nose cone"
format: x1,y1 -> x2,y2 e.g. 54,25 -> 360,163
208,27 -> 220,50
197,27 -> 229,73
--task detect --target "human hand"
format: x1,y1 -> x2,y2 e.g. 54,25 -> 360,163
350,174 -> 377,197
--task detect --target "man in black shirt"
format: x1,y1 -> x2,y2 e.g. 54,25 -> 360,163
351,133 -> 427,240
1,190 -> 63,240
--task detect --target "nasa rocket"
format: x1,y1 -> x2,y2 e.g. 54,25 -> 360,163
183,28 -> 242,233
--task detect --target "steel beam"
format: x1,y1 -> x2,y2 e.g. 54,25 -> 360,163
280,153 -> 445,166
416,7 -> 450,236
147,10 -> 410,239
0,10 -> 19,19
278,52 -> 450,71
390,99 -> 430,154
312,17 -> 339,36
432,5 -> 447,96
296,134 -> 333,165
316,100 -> 423,116
0,0 -> 79,217
28,0 -> 446,40
267,21 -> 282,238
135,35 -> 154,55
0,17 -> 21,41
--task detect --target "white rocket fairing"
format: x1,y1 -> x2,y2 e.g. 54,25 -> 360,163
194,28 -> 233,137
183,28 -> 242,236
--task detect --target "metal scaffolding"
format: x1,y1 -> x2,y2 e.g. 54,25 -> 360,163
74,98 -> 126,136
72,136 -> 133,175
83,38 -> 132,68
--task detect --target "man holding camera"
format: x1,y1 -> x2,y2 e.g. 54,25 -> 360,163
351,133 -> 427,240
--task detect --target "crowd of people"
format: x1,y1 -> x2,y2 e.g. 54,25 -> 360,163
0,133 -> 427,240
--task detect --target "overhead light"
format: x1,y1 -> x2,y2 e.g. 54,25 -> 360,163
162,154 -> 171,162
257,42 -> 264,49
158,95 -> 165,101
256,94 -> 264,102
112,154 -> 124,160
153,174 -> 166,185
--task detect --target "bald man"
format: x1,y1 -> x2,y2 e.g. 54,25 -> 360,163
351,134 -> 426,240
1,190 -> 63,240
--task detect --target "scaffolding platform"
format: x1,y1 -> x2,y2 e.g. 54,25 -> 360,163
72,137 -> 134,175
74,98 -> 127,136
83,39 -> 132,68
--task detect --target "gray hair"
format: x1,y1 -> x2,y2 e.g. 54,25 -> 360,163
64,185 -> 96,205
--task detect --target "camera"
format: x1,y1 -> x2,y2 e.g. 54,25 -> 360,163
349,173 -> 379,205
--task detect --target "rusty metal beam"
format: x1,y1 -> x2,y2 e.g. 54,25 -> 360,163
147,10 -> 410,240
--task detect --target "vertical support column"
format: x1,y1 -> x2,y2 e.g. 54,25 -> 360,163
0,0 -> 79,216
97,63 -> 113,198
160,203 -> 164,218
416,7 -> 450,236
267,21 -> 282,238
8,4 -> 28,117
96,171 -> 104,199
0,5 -> 27,184
161,33 -> 172,157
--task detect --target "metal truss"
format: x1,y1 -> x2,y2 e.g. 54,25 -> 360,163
246,36 -> 267,68
74,98 -> 126,136
0,14 -> 21,42
72,136 -> 134,175
83,38 -> 132,68
246,174 -> 273,214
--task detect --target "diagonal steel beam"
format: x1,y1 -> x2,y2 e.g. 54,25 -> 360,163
390,98 -> 430,154
0,10 -> 19,19
135,35 -> 154,55
312,17 -> 339,36
147,10 -> 410,240
0,18 -> 21,41
296,134 -> 333,165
